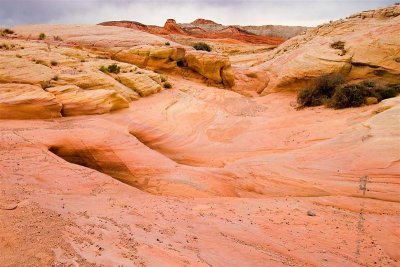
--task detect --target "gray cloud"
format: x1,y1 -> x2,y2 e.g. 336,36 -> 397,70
0,0 -> 398,27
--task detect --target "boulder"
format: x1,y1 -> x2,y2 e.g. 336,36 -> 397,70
185,51 -> 235,87
118,73 -> 162,97
0,83 -> 61,119
46,85 -> 129,116
113,46 -> 185,70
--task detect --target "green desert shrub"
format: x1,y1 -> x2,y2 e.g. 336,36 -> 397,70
99,65 -> 107,73
107,63 -> 120,74
330,84 -> 366,109
50,60 -> 58,66
99,64 -> 120,74
165,42 -> 170,46
1,28 -> 14,36
297,87 -> 328,107
163,82 -> 172,89
297,74 -> 400,109
38,33 -> 46,40
297,74 -> 344,107
193,42 -> 212,52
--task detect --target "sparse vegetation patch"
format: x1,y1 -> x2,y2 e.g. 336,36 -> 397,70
0,28 -> 14,36
297,74 -> 344,107
163,82 -> 172,89
297,75 -> 400,109
38,33 -> 46,40
99,64 -> 121,74
330,41 -> 346,55
193,42 -> 212,52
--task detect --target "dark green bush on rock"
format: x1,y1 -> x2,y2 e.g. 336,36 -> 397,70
107,63 -> 120,74
297,74 -> 400,109
193,42 -> 212,52
99,64 -> 120,74
330,84 -> 366,108
297,74 -> 344,107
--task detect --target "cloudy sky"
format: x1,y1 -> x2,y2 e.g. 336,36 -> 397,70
0,0 -> 397,27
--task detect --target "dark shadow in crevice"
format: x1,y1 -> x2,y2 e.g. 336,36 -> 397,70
48,146 -> 144,190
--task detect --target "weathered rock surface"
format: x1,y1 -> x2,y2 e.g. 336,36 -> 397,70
1,80 -> 399,265
13,24 -> 236,86
0,83 -> 61,119
1,5 -> 399,266
54,69 -> 140,101
0,56 -> 56,85
185,51 -> 235,87
251,4 -> 400,94
47,85 -> 129,116
118,73 -> 162,97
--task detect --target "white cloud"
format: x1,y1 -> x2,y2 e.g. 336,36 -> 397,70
1,0 -> 398,27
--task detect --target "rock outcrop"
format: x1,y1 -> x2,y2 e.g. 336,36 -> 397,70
13,24 -> 236,87
46,85 -> 129,116
0,83 -> 61,119
117,73 -> 162,97
252,4 -> 400,94
100,19 -> 290,45
163,19 -> 186,35
185,51 -> 235,87
0,56 -> 56,85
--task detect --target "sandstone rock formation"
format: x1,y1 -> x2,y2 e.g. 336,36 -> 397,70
13,24 -> 237,87
1,4 -> 400,266
118,73 -> 162,97
185,51 -> 235,87
0,83 -> 61,119
100,18 -> 292,45
248,4 -> 400,95
0,56 -> 56,85
47,85 -> 129,116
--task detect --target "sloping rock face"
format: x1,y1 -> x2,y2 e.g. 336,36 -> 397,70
0,83 -> 61,119
47,85 -> 129,116
252,4 -> 400,94
1,79 -> 399,265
